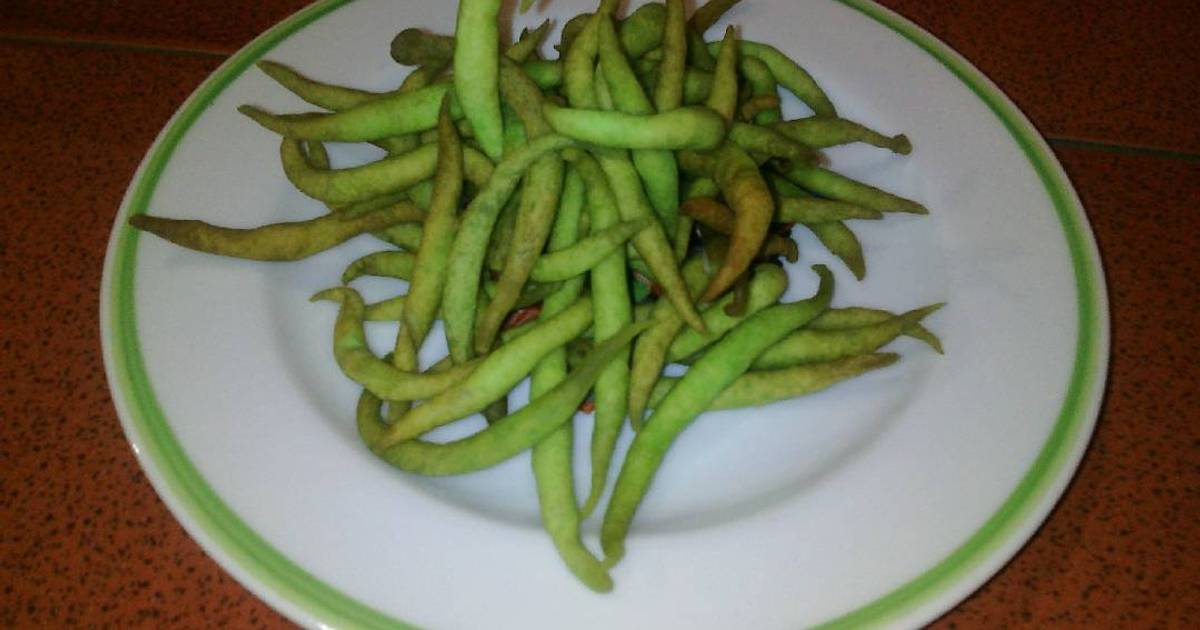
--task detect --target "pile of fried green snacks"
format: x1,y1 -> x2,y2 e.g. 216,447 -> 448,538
130,0 -> 944,593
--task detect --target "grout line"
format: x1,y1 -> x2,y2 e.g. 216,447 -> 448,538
1047,137 -> 1200,162
0,31 -> 230,59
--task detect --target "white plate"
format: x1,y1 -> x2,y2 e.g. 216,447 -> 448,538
100,1 -> 1109,628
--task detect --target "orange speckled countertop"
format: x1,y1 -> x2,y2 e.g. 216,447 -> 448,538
1,1 -> 1197,627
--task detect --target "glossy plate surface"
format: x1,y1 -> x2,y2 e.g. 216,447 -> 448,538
100,1 -> 1108,627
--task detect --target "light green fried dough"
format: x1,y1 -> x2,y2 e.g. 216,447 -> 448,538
569,150 -> 636,518
302,140 -> 330,170
562,11 -> 603,110
776,197 -> 883,223
390,28 -> 454,66
600,265 -> 835,564
805,220 -> 866,280
474,154 -> 564,354
738,55 -> 782,124
341,250 -> 416,283
529,172 -> 589,384
596,14 -> 680,234
129,200 -> 423,262
529,168 -> 612,593
581,148 -> 706,333
809,306 -> 945,354
405,179 -> 434,209
507,19 -> 552,64
558,0 -> 655,54
358,321 -> 649,477
557,12 -> 593,57
528,173 -> 588,357
280,139 -> 439,205
257,59 -> 383,111
486,193 -> 520,273
334,191 -> 409,217
739,94 -> 781,124
776,162 -> 929,214
392,23 -> 556,67
683,177 -> 720,199
705,26 -> 740,122
375,297 -> 595,447
672,214 -> 694,261
256,59 -> 448,156
310,287 -> 478,401
531,417 -> 613,592
454,0 -> 506,160
522,59 -> 563,90
462,146 -> 497,186
647,353 -> 900,410
708,39 -> 836,118
686,23 -> 717,71
690,0 -> 745,33
773,117 -> 911,154
473,59 -> 564,354
653,0 -> 687,113
627,257 -> 710,427
682,67 -> 715,106
618,2 -> 666,57
403,97 -> 464,347
239,82 -> 458,142
751,303 -> 943,368
530,218 -> 652,282
442,134 -> 575,363
728,122 -> 820,164
701,141 -> 774,302
542,102 -> 726,151
363,295 -> 407,322
187,0 -> 949,595
259,56 -> 553,116
373,222 -> 423,250
668,264 -> 789,361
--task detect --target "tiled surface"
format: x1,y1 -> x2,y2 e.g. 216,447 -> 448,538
0,0 -> 308,54
1,2 -> 1198,628
3,1 -> 1199,151
928,147 -> 1200,628
877,0 -> 1200,152
0,42 -> 289,628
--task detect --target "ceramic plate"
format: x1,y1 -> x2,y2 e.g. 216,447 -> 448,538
100,1 -> 1109,627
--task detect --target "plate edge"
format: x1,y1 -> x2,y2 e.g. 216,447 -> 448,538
812,2 -> 1110,628
95,1 -> 1113,629
98,0 -> 412,628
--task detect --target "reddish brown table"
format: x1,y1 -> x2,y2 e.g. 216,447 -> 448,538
2,1 -> 1196,627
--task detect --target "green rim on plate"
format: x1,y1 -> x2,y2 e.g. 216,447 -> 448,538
102,1 -> 1107,628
